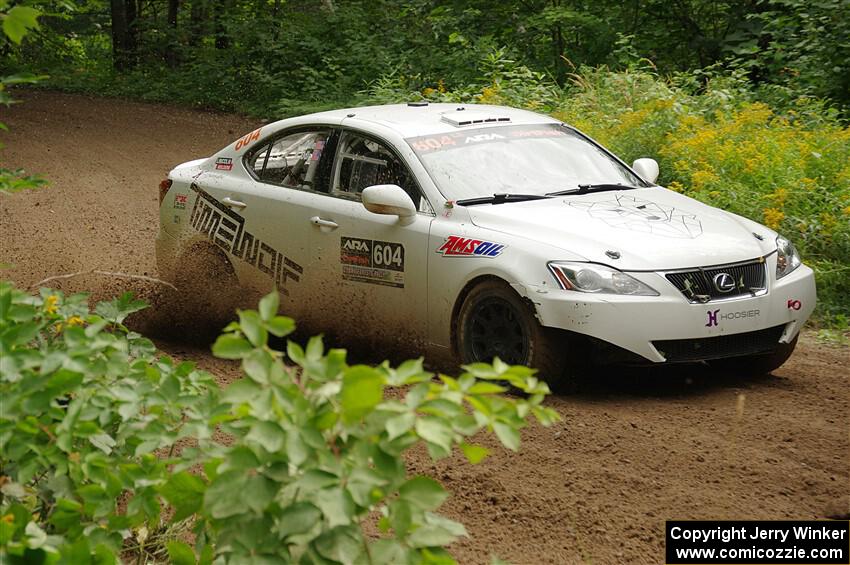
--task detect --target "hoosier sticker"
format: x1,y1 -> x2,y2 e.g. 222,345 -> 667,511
340,237 -> 405,288
215,157 -> 233,171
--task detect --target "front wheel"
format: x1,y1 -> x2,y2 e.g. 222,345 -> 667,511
456,280 -> 574,392
708,335 -> 799,376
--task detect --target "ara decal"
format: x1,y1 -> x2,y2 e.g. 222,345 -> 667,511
436,235 -> 505,257
340,237 -> 405,288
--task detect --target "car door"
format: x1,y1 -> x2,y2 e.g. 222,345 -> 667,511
196,127 -> 335,324
307,129 -> 434,353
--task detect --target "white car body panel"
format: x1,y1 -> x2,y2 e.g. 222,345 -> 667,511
156,103 -> 816,366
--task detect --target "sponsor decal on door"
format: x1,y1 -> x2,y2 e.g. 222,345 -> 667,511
340,237 -> 405,288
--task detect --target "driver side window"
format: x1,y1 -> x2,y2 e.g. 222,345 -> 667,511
249,129 -> 330,190
332,131 -> 431,212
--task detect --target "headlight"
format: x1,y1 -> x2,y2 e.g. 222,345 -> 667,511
547,262 -> 659,296
775,235 -> 801,279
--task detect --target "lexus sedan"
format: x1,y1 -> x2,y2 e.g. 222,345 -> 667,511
156,103 -> 816,388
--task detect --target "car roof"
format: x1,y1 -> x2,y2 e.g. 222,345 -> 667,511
301,102 -> 561,138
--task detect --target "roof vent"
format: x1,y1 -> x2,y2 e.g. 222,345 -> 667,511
408,101 -> 429,107
441,110 -> 511,127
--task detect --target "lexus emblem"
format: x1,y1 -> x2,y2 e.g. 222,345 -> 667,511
712,272 -> 735,293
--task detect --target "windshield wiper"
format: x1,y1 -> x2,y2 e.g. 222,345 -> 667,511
546,183 -> 641,196
455,193 -> 551,206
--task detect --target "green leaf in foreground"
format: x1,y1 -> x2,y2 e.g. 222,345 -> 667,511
340,365 -> 384,424
460,442 -> 489,464
161,471 -> 206,522
3,6 -> 40,44
399,476 -> 448,510
211,334 -> 252,359
167,540 -> 197,565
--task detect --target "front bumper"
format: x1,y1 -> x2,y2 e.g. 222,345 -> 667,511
523,260 -> 816,363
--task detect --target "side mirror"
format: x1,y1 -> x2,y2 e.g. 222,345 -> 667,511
632,158 -> 659,184
362,184 -> 417,222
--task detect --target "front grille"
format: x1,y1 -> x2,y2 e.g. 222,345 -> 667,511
653,325 -> 784,363
665,259 -> 766,302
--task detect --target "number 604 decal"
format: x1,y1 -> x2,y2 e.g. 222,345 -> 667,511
340,237 -> 405,288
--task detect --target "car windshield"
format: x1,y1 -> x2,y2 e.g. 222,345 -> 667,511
406,123 -> 646,201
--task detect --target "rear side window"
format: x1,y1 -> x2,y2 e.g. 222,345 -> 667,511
248,129 -> 331,190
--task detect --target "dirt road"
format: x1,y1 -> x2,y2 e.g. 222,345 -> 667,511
2,90 -> 847,564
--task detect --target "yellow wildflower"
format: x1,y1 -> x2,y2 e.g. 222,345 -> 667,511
67,316 -> 85,327
479,85 -> 500,104
44,295 -> 58,315
769,188 -> 789,207
736,103 -> 772,127
691,170 -> 719,190
422,87 -> 436,96
1,514 -> 14,524
437,79 -> 446,93
763,208 -> 785,230
842,206 -> 850,216
667,180 -> 685,193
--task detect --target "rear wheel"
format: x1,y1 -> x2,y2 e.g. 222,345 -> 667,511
456,280 -> 574,392
708,335 -> 799,376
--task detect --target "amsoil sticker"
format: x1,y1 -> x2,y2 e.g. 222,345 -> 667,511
188,183 -> 303,295
436,235 -> 505,257
234,128 -> 262,151
215,157 -> 233,171
173,193 -> 188,209
340,237 -> 405,288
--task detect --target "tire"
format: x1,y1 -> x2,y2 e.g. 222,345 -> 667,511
708,334 -> 799,376
456,279 -> 574,392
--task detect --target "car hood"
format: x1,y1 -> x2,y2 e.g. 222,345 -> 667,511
466,187 -> 774,270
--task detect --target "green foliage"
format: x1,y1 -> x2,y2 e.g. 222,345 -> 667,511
0,283 -> 559,563
0,167 -> 47,194
9,0 -> 850,117
1,2 -> 45,194
726,0 -> 850,111
2,4 -> 40,44
0,283 -> 215,562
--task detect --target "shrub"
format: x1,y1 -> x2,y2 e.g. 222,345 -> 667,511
0,282 -> 559,563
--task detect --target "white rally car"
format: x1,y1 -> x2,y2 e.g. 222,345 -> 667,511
156,103 -> 816,386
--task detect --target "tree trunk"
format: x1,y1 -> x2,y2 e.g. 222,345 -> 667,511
110,0 -> 130,70
165,0 -> 180,68
551,23 -> 565,84
213,0 -> 229,49
189,0 -> 205,47
125,0 -> 138,66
